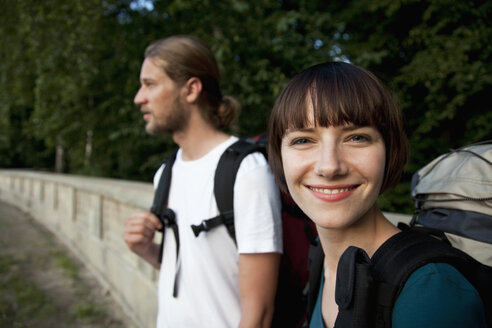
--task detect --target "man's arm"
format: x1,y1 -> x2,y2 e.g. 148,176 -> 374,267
238,252 -> 281,328
124,211 -> 162,269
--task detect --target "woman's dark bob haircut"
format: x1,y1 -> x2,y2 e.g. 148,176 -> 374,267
267,61 -> 409,194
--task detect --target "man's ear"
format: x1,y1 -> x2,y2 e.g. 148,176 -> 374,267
183,77 -> 202,103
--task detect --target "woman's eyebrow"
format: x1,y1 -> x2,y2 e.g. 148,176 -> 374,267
341,124 -> 366,132
285,127 -> 316,134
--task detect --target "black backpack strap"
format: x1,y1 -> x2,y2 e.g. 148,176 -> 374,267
305,240 -> 324,325
150,152 -> 176,221
150,150 -> 177,262
150,150 -> 180,297
190,138 -> 266,243
334,246 -> 375,328
371,225 -> 492,327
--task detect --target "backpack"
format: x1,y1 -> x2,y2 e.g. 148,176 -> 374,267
306,140 -> 492,327
410,139 -> 492,265
151,137 -> 317,328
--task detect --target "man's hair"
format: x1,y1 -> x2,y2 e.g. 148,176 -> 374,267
267,61 -> 409,194
144,35 -> 239,129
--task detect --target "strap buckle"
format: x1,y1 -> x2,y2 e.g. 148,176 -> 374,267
190,211 -> 234,238
191,220 -> 210,237
158,208 -> 176,231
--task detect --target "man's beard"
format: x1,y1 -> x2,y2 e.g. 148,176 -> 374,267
146,95 -> 190,135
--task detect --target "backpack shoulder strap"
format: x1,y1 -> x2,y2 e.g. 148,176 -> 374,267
150,150 -> 179,265
306,240 -> 324,324
190,138 -> 266,243
371,225 -> 492,327
150,150 -> 177,218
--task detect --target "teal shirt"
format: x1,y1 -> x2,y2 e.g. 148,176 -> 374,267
392,263 -> 486,328
310,263 -> 487,328
309,273 -> 326,328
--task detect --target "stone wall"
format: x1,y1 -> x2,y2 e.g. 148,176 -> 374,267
0,170 -> 158,328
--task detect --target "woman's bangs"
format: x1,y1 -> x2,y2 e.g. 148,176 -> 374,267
310,80 -> 381,129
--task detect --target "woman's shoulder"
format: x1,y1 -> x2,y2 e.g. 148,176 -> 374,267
392,263 -> 487,328
404,262 -> 480,291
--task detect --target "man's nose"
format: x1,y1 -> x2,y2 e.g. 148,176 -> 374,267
134,87 -> 145,105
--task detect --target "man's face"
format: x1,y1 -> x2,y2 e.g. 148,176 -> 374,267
134,58 -> 190,135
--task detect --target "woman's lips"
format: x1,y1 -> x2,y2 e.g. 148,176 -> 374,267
307,184 -> 358,202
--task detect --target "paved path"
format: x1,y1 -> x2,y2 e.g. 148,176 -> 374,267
0,200 -> 134,328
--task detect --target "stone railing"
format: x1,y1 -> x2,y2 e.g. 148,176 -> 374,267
0,170 -> 158,328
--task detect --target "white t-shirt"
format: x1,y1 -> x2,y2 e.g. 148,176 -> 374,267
154,136 -> 282,328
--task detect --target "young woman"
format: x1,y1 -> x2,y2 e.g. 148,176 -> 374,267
267,62 -> 487,327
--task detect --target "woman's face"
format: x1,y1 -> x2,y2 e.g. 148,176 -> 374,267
280,116 -> 386,230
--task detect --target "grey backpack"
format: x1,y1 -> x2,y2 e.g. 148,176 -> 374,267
410,140 -> 492,265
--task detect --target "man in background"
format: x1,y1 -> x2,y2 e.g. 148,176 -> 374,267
124,35 -> 282,327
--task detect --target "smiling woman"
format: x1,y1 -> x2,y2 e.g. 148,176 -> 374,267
267,62 -> 487,328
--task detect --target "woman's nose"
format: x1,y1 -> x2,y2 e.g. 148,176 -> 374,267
313,143 -> 348,178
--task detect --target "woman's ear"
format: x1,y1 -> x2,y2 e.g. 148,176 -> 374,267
183,77 -> 202,103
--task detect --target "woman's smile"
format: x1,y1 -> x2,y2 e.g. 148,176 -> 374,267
307,184 -> 359,201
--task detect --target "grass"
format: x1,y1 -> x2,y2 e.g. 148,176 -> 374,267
52,250 -> 78,279
0,252 -> 124,327
70,300 -> 106,321
0,255 -> 56,327
51,250 -> 109,322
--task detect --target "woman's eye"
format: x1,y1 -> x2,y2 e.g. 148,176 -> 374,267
291,138 -> 311,145
349,134 -> 370,143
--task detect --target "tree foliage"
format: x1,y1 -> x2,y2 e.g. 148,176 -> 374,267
1,0 -> 490,212
327,0 -> 492,210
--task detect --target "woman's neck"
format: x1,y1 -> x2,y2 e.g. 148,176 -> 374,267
318,205 -> 399,271
318,205 -> 399,328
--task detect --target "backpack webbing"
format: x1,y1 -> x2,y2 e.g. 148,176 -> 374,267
150,150 -> 180,297
306,240 -> 324,325
150,150 -> 178,264
190,138 -> 266,243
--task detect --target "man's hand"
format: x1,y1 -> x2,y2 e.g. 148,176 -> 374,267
124,211 -> 163,269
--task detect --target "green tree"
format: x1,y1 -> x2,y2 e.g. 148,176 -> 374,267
23,1 -> 103,172
327,0 -> 492,211
0,1 -> 51,169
